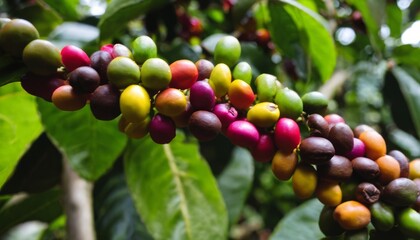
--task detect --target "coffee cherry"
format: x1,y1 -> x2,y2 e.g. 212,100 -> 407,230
124,117 -> 150,139
316,179 -> 342,207
214,35 -> 241,67
189,81 -> 215,111
250,134 -> 276,163
120,85 -> 151,123
324,113 -> 345,125
319,206 -> 345,237
307,113 -> 330,138
271,150 -> 298,181
274,87 -> 303,120
344,138 -> 366,160
51,85 -> 87,111
274,118 -> 301,153
333,201 -> 371,230
375,155 -> 401,185
396,208 -> 420,238
100,44 -> 114,55
20,73 -> 66,102
212,103 -> 238,131
409,159 -> 420,180
195,59 -> 214,80
388,150 -> 410,178
359,130 -> 387,160
61,45 -> 90,72
328,122 -> 354,155
232,62 -> 252,85
292,162 -> 317,199
132,35 -> 157,65
351,157 -> 380,180
301,91 -> 329,115
255,73 -> 278,102
141,58 -> 172,90
90,50 -> 113,84
188,110 -> 222,141
69,66 -> 100,94
23,39 -> 62,76
111,43 -> 133,59
369,202 -> 395,231
89,84 -> 121,121
149,114 -> 176,144
246,102 -> 279,128
107,57 -> 141,89
299,137 -> 335,165
155,88 -> 187,117
226,120 -> 259,149
382,178 -> 419,207
208,63 -> 231,98
0,18 -> 39,57
317,155 -> 353,182
169,59 -> 198,90
354,182 -> 381,205
228,79 -> 255,110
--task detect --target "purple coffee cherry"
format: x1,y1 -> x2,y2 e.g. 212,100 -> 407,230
149,114 -> 176,144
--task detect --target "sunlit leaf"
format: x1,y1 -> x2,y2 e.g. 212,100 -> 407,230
98,0 -> 171,41
218,147 -> 254,225
268,0 -> 336,82
37,100 -> 127,181
270,198 -> 324,240
0,83 -> 42,189
0,189 -> 62,234
124,134 -> 228,240
386,3 -> 403,38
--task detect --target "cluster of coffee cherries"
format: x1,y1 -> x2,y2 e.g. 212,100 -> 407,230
2,18 -> 420,238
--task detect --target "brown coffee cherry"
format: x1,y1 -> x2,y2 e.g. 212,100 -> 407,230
188,110 -> 222,141
317,155 -> 353,182
299,137 -> 335,165
69,66 -> 100,94
89,84 -> 121,120
328,122 -> 354,155
51,85 -> 87,111
352,157 -> 380,180
307,113 -> 329,138
355,182 -> 381,205
388,150 -> 410,178
382,178 -> 420,207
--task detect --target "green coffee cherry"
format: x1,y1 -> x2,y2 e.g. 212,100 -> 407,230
132,35 -> 157,65
301,91 -> 329,115
0,18 -> 39,57
255,73 -> 278,102
397,208 -> 420,238
23,39 -> 62,76
232,61 -> 252,85
107,57 -> 141,89
274,87 -> 303,120
370,202 -> 395,231
214,35 -> 241,67
140,58 -> 171,90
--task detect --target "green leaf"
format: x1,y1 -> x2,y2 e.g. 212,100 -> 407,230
0,188 -> 62,234
124,134 -> 228,240
94,173 -> 153,240
37,100 -> 127,181
392,45 -> 420,69
98,0 -> 171,41
0,133 -> 62,195
14,1 -> 63,37
386,3 -> 403,38
268,0 -> 336,82
346,0 -> 386,54
391,67 -> 420,138
43,0 -> 80,21
217,147 -> 254,226
232,0 -> 257,25
269,198 -> 324,240
389,128 -> 420,158
0,84 -> 43,189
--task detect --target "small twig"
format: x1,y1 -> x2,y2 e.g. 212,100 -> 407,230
62,158 -> 96,240
318,70 -> 349,100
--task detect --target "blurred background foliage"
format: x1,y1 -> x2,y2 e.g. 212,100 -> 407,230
0,0 -> 419,239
